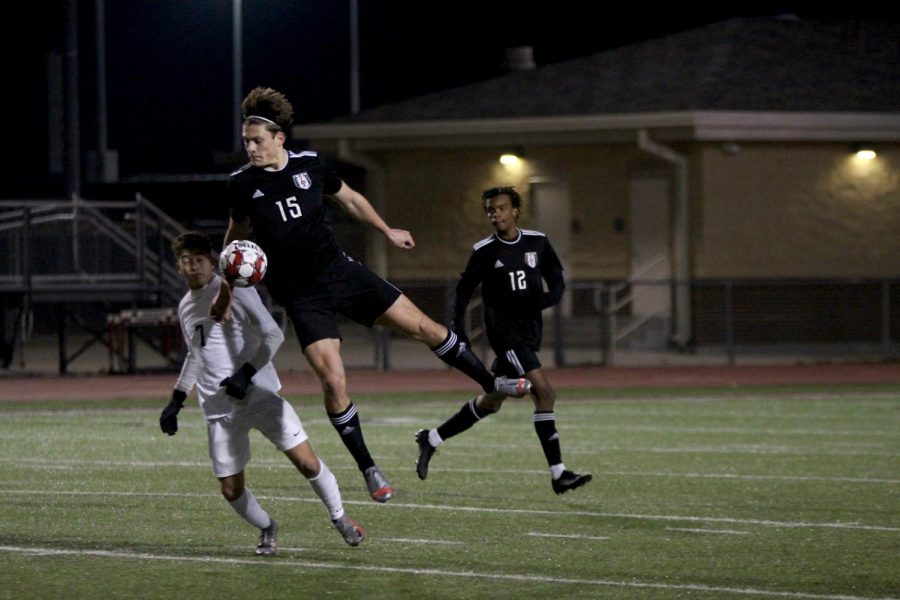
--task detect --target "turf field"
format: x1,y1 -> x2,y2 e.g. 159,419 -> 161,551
0,385 -> 897,599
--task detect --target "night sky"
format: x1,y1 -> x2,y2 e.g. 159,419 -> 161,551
7,1 -> 896,197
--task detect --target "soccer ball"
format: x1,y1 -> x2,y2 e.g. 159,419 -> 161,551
219,240 -> 267,287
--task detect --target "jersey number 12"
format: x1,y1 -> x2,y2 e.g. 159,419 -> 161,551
508,270 -> 527,291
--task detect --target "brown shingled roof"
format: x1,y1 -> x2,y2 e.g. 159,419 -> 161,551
334,17 -> 900,122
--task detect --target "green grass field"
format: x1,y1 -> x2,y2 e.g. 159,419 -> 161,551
0,385 -> 898,599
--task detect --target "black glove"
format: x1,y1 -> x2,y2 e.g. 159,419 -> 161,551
220,362 -> 257,400
160,389 -> 187,436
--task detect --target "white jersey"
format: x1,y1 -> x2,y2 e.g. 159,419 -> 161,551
174,274 -> 284,419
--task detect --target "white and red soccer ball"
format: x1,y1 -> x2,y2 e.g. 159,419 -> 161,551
219,240 -> 267,287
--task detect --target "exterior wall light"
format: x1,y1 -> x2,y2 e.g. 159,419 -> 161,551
499,153 -> 521,166
854,148 -> 876,160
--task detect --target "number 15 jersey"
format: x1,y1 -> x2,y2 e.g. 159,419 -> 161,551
226,150 -> 343,302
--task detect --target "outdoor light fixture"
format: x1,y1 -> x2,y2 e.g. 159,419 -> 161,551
499,153 -> 521,166
852,145 -> 877,160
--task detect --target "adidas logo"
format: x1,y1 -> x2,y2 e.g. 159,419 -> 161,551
252,189 -> 265,198
341,426 -> 356,435
494,260 -> 504,268
456,341 -> 467,356
549,433 -> 559,441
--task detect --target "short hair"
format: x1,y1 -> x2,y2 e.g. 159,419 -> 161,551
241,87 -> 294,133
171,231 -> 215,261
482,186 -> 522,212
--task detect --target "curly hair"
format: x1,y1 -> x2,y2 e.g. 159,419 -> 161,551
241,87 -> 294,133
481,186 -> 522,212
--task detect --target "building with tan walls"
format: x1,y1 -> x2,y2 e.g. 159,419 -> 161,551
295,17 -> 900,352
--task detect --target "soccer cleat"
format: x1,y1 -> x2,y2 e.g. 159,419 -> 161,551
415,429 -> 436,480
364,466 -> 394,503
255,519 -> 278,556
551,470 -> 593,495
494,376 -> 532,398
332,515 -> 366,547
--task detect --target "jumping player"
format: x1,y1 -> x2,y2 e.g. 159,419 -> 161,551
216,87 -> 532,503
159,231 -> 365,555
415,186 -> 592,494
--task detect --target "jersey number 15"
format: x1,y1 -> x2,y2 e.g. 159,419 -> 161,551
276,196 -> 302,221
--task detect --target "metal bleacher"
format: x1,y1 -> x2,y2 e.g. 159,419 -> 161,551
0,194 -> 187,374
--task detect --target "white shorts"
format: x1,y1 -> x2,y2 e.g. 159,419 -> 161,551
206,393 -> 308,478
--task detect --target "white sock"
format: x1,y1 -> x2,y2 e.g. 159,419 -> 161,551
428,429 -> 444,448
308,460 -> 345,521
550,463 -> 567,480
228,488 -> 271,529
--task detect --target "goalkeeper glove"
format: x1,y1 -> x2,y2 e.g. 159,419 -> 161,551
159,389 -> 187,436
220,362 -> 257,400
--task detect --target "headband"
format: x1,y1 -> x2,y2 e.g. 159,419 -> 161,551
246,115 -> 280,128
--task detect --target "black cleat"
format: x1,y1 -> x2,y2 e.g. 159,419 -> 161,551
552,471 -> 592,495
415,429 -> 436,480
255,519 -> 278,556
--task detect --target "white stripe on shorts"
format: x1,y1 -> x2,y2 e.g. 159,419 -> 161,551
505,349 -> 525,376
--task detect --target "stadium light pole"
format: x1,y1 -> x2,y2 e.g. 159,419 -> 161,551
350,0 -> 360,114
64,0 -> 81,197
232,0 -> 243,153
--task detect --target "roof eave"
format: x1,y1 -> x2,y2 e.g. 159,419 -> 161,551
293,111 -> 900,150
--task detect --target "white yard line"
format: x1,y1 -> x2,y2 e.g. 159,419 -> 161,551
553,424 -> 899,437
380,537 -> 464,545
0,545 -> 893,600
665,527 -> 751,535
526,532 -> 611,541
2,457 -> 897,485
1,489 -> 897,532
604,470 -> 900,484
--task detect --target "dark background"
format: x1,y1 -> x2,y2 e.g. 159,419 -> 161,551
6,1 -> 897,198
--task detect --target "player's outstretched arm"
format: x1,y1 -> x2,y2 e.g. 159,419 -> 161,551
331,182 -> 415,249
213,216 -> 250,321
210,278 -> 233,322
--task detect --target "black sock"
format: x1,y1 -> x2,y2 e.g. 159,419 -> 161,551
328,403 -> 375,472
534,411 -> 562,467
431,331 -> 494,393
436,398 -> 484,441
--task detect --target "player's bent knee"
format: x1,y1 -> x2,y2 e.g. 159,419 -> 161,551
220,483 -> 244,502
477,396 -> 504,415
532,391 -> 555,411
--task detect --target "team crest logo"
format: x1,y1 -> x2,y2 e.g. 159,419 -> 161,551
293,172 -> 312,189
525,252 -> 537,268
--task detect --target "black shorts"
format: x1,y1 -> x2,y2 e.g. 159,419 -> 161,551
486,315 -> 543,377
280,253 -> 402,349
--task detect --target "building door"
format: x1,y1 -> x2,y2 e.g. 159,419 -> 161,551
628,175 -> 672,322
530,178 -> 571,314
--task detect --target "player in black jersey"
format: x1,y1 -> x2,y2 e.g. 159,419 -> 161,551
415,186 -> 592,495
215,87 -> 532,504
